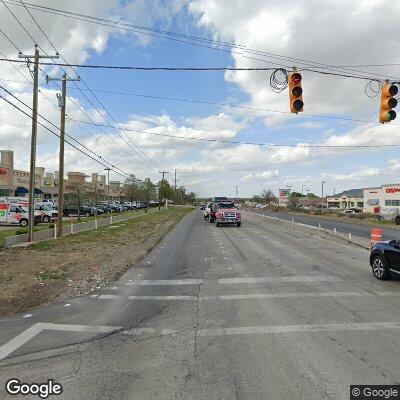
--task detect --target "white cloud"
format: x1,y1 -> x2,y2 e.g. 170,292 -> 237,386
240,169 -> 279,182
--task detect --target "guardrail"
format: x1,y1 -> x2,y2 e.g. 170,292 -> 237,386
3,210 -> 156,248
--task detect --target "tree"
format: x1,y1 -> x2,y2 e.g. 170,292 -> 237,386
251,195 -> 262,203
261,189 -> 277,204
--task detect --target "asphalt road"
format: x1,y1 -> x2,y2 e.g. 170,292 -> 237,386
252,209 -> 400,241
1,210 -> 400,399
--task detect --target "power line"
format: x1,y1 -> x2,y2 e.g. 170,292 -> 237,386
0,92 -> 131,178
65,87 -> 400,126
0,85 -> 132,178
4,0 -> 400,83
66,117 -> 400,149
0,57 -> 395,82
0,3 -> 157,172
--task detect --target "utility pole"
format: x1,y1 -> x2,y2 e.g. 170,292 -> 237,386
105,168 -> 111,204
174,169 -> 177,191
321,181 -> 326,213
46,73 -> 80,237
19,46 -> 58,242
159,171 -> 169,210
235,186 -> 239,198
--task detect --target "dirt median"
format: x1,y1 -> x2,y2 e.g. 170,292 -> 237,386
0,207 -> 194,317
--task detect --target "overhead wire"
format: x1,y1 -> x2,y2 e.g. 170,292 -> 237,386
66,118 -> 400,149
17,0 -> 161,171
3,0 -> 400,83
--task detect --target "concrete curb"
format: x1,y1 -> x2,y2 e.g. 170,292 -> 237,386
245,210 -> 371,250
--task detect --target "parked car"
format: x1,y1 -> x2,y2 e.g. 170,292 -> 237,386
340,209 -> 356,215
63,206 -> 96,217
370,240 -> 400,280
97,205 -> 112,214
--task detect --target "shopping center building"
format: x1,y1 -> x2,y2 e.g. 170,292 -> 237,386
364,184 -> 400,214
326,189 -> 364,209
0,149 -> 122,200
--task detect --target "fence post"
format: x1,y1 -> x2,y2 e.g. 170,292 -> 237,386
318,223 -> 321,229
348,232 -> 352,241
333,227 -> 336,233
110,214 -> 113,225
54,224 -> 57,239
95,218 -> 98,229
71,222 -> 74,234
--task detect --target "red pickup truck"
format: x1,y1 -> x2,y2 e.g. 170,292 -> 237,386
214,201 -> 242,227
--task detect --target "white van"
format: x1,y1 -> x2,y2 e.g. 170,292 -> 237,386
0,202 -> 31,227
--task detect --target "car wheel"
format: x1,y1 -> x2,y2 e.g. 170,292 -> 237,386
42,215 -> 50,223
237,222 -> 241,227
371,255 -> 391,280
216,222 -> 220,227
19,219 -> 28,227
84,211 -> 90,217
395,216 -> 400,225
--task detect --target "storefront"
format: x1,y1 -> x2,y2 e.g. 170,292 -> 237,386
364,184 -> 400,215
326,189 -> 364,209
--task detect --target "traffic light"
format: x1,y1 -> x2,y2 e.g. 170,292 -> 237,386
379,82 -> 398,123
288,70 -> 303,113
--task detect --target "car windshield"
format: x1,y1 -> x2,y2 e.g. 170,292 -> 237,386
218,202 -> 235,209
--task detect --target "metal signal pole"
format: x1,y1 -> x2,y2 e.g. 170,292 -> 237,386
46,73 -> 80,237
19,46 -> 58,242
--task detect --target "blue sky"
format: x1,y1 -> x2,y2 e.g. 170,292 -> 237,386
1,0 -> 400,198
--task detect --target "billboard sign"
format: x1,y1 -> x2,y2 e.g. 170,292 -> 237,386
278,189 -> 291,207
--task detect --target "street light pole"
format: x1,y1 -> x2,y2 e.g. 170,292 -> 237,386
306,188 -> 310,207
105,168 -> 111,204
301,184 -> 305,196
321,181 -> 326,213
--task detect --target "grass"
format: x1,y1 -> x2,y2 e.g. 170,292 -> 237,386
0,224 -> 54,248
35,269 -> 69,280
31,206 -> 193,251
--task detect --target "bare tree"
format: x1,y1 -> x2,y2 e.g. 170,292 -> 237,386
261,189 -> 277,205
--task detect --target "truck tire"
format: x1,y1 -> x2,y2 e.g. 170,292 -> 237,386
395,215 -> 400,225
19,219 -> 28,227
216,222 -> 220,227
237,222 -> 241,227
42,215 -> 50,223
84,211 -> 90,217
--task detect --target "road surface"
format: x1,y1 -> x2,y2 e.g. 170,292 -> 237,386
251,209 -> 400,241
1,210 -> 400,400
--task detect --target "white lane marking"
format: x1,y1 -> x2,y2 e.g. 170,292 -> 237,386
99,294 -> 124,300
98,291 -> 378,302
218,276 -> 340,284
0,323 -> 121,361
122,328 -> 178,336
22,314 -> 33,319
198,321 -> 400,337
63,304 -> 71,307
128,295 -> 198,301
126,279 -> 203,286
201,291 -> 369,300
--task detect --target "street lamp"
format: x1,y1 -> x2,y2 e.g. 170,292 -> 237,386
321,181 -> 326,213
301,184 -> 306,196
306,188 -> 310,207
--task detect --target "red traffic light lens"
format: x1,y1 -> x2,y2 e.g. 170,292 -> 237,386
292,86 -> 303,98
293,99 -> 304,111
291,73 -> 302,85
389,84 -> 399,96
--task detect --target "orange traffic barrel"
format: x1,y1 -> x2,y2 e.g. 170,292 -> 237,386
371,228 -> 383,245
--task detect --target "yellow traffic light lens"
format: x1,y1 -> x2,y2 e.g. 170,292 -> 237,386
292,86 -> 303,98
388,97 -> 398,109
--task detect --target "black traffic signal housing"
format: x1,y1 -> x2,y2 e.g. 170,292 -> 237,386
288,70 -> 303,113
379,82 -> 398,123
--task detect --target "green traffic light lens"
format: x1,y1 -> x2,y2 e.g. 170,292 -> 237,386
388,110 -> 397,121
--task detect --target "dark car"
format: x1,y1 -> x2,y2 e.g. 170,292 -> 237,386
63,206 -> 96,218
370,240 -> 400,280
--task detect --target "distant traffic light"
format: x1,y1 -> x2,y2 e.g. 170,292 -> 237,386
288,70 -> 303,113
379,82 -> 398,123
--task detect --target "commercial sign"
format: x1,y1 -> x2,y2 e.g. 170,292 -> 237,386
385,187 -> 400,194
278,189 -> 291,206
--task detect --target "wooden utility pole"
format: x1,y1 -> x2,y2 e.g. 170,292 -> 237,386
19,46 -> 58,242
46,73 -> 80,237
159,171 -> 169,210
